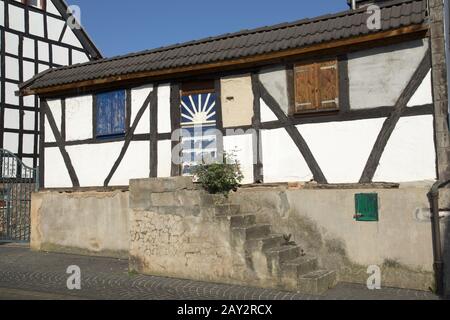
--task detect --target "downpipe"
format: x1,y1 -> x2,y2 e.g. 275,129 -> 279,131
428,179 -> 450,295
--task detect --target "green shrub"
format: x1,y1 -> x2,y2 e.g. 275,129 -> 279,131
192,152 -> 244,195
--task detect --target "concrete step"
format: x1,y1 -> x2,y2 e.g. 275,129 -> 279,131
230,214 -> 257,228
266,245 -> 301,264
281,256 -> 318,278
297,270 -> 337,295
232,224 -> 271,240
245,234 -> 284,252
215,204 -> 241,217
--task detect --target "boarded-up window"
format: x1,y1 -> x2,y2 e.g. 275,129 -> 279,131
294,59 -> 339,113
95,90 -> 126,138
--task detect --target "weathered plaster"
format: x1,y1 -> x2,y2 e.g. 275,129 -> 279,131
221,75 -> 254,128
258,67 -> 290,115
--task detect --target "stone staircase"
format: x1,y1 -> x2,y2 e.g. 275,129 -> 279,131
214,202 -> 337,295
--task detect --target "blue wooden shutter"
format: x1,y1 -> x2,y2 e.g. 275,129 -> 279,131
96,90 -> 126,137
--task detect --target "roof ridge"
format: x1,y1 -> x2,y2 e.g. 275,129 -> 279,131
49,0 -> 420,73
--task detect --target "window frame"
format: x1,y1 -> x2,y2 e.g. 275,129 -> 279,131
290,57 -> 340,116
94,90 -> 128,140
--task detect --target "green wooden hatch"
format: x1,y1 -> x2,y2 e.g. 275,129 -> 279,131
354,193 -> 379,222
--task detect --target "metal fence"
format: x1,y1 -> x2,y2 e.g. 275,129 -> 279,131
0,149 -> 39,243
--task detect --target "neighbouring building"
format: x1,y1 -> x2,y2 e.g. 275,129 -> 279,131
19,0 -> 450,295
0,0 -> 101,168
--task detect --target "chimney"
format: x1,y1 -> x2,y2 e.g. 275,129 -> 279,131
347,0 -> 392,9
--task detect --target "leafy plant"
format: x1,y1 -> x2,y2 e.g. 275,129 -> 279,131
192,151 -> 244,196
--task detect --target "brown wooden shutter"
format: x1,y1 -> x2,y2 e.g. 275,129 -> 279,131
294,63 -> 317,112
318,60 -> 339,110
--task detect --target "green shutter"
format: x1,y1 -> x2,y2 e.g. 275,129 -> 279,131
354,193 -> 379,222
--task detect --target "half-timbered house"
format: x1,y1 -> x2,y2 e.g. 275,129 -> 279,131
0,0 -> 101,169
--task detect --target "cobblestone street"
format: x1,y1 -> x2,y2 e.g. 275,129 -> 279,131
0,245 -> 439,300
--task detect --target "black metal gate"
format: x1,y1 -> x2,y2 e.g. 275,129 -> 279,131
0,149 -> 39,243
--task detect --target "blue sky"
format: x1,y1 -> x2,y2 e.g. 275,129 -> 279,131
68,0 -> 348,58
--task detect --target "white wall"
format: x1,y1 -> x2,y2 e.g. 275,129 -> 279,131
44,147 -> 72,188
408,70 -> 433,107
109,141 -> 150,186
65,95 -> 93,141
298,118 -> 386,183
131,84 -> 153,134
261,128 -> 313,183
44,99 -> 62,143
374,115 -> 436,182
348,39 -> 429,109
67,142 -> 124,187
157,84 -> 172,134
224,134 -> 254,184
157,140 -> 172,178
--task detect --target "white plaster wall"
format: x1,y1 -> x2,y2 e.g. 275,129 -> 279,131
4,108 -> 19,129
28,11 -> 44,38
157,140 -> 172,178
8,4 -> 24,32
38,41 -> 49,62
3,133 -> 18,153
47,16 -> 65,41
46,0 -> 60,15
67,142 -> 124,187
408,70 -> 433,107
109,141 -> 150,186
5,32 -> 19,55
261,128 -> 313,183
131,84 -> 152,134
157,84 -> 172,134
22,134 -> 34,154
259,67 -> 290,114
23,60 -> 35,82
65,95 -> 93,141
224,134 -> 254,184
23,110 -> 35,130
297,118 -> 386,183
260,98 -> 278,122
62,27 -> 83,48
5,82 -> 19,105
45,99 -> 62,143
0,1 -> 4,26
52,45 -> 69,66
374,115 -> 436,182
72,50 -> 89,64
348,39 -> 428,109
44,147 -> 72,188
23,37 -> 35,59
5,56 -> 19,80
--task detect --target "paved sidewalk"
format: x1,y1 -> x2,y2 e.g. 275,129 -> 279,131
0,245 -> 439,300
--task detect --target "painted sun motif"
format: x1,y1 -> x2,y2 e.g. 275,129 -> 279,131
181,93 -> 217,127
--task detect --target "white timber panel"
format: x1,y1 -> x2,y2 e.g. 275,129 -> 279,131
8,4 -> 25,32
5,82 -> 19,105
373,115 -> 436,182
297,118 -> 386,183
67,142 -> 124,187
0,1 -> 4,26
44,147 -> 72,188
5,32 -> 19,55
72,50 -> 89,64
407,70 -> 433,107
261,128 -> 313,183
65,95 -> 93,141
62,27 -> 83,48
23,37 -> 35,59
38,41 -> 49,62
131,84 -> 152,134
224,134 -> 254,184
157,140 -> 172,178
23,60 -> 35,82
5,56 -> 19,81
22,134 -> 34,154
259,67 -> 290,115
23,110 -> 35,130
3,133 -> 19,153
348,39 -> 428,109
45,99 -> 62,143
52,45 -> 69,65
28,10 -> 44,37
157,84 -> 172,134
4,108 -> 20,129
47,16 -> 65,41
260,98 -> 278,123
109,141 -> 150,186
46,0 -> 60,15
